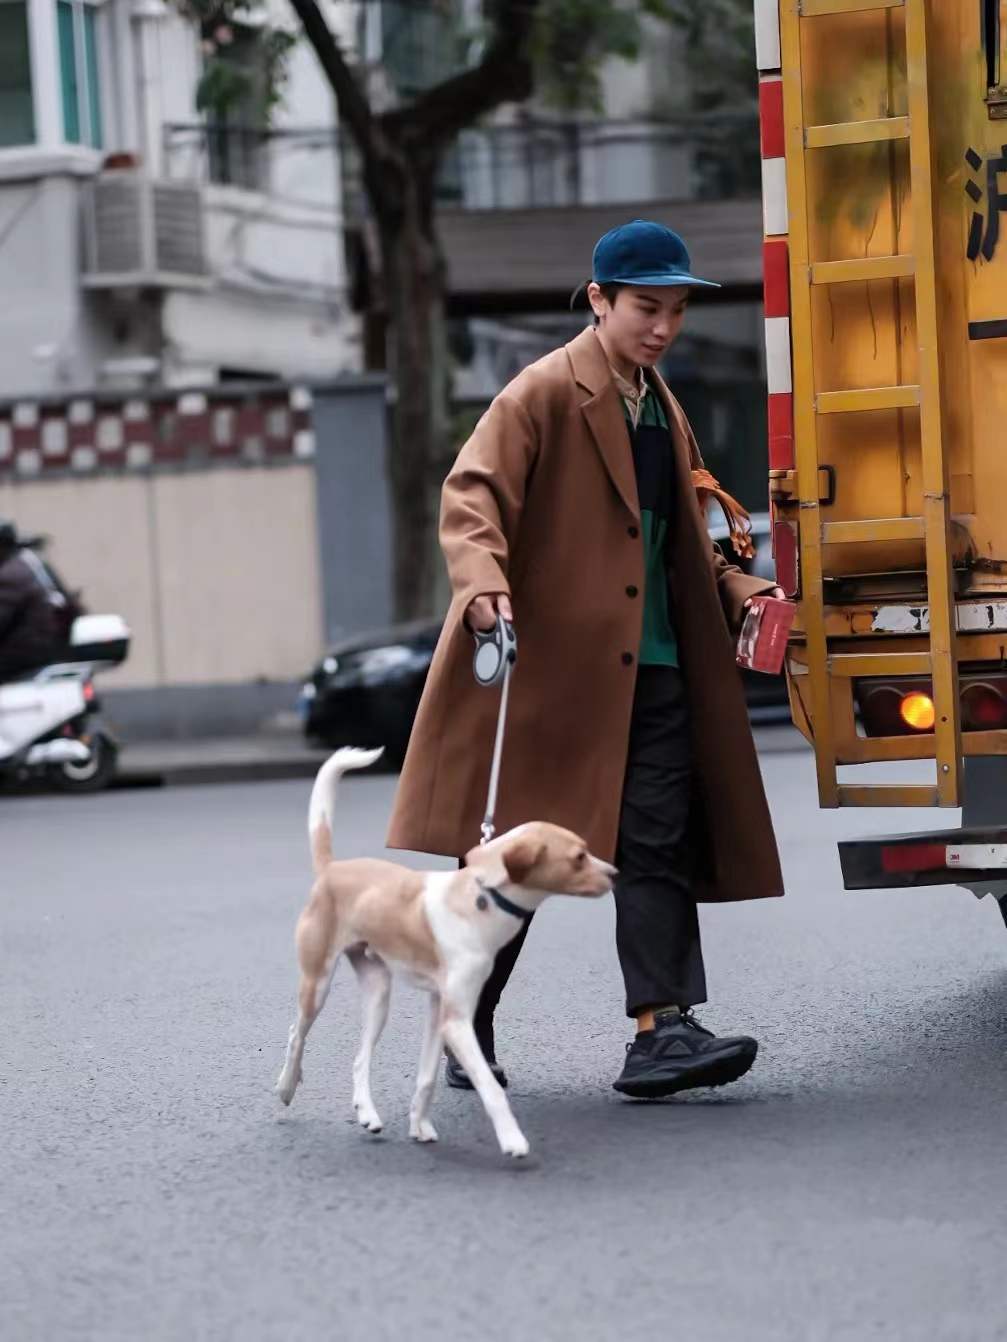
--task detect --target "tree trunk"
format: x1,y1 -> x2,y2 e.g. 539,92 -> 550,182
281,0 -> 541,621
379,165 -> 450,622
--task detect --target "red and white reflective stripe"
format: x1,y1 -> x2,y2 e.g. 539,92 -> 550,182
947,845 -> 1007,870
763,235 -> 789,319
757,21 -> 795,497
880,843 -> 947,875
763,236 -> 793,469
759,76 -> 787,237
754,0 -> 781,72
882,842 -> 1007,874
764,320 -> 791,396
767,392 -> 794,471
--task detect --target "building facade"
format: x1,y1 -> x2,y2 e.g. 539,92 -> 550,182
0,0 -> 359,399
0,1 -> 771,735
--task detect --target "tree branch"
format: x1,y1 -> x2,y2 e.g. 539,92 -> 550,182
397,0 -> 542,147
286,0 -> 414,215
286,0 -> 372,142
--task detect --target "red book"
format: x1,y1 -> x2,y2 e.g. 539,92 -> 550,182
736,596 -> 796,675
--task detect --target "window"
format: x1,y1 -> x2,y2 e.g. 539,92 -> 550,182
0,0 -> 34,147
57,0 -> 103,148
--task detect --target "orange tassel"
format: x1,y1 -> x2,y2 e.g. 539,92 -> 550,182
691,468 -> 755,560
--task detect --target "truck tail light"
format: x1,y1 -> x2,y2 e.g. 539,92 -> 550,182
899,692 -> 935,731
772,519 -> 799,597
961,681 -> 1007,730
856,673 -> 1007,736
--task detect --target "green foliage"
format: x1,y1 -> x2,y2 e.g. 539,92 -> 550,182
195,57 -> 252,118
177,1 -> 298,125
658,0 -> 758,113
652,0 -> 761,196
529,0 -> 755,115
176,0 -> 760,140
531,0 -> 642,112
525,0 -> 760,192
260,29 -> 299,117
174,0 -> 762,201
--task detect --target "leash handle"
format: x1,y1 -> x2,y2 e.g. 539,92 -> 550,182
474,613 -> 517,845
472,613 -> 517,688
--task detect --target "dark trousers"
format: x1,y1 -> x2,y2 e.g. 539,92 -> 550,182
614,664 -> 706,1015
470,662 -> 706,1040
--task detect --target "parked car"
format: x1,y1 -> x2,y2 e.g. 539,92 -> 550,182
300,618 -> 440,766
300,514 -> 788,759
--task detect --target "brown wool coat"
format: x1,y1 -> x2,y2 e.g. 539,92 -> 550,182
386,326 -> 784,903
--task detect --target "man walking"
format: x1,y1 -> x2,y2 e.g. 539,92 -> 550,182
387,220 -> 784,1098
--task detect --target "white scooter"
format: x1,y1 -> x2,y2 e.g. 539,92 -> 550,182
0,613 -> 130,792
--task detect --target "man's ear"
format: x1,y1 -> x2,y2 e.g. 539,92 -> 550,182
503,837 -> 544,887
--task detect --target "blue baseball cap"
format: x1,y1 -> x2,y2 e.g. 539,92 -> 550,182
592,219 -> 720,289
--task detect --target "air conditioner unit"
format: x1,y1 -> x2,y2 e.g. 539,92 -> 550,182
81,172 -> 209,289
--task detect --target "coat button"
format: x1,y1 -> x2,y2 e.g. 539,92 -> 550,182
626,585 -> 638,598
627,525 -> 639,538
622,652 -> 634,666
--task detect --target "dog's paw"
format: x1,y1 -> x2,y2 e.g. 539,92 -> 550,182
501,1133 -> 530,1160
274,1070 -> 300,1106
409,1119 -> 438,1144
354,1103 -> 383,1134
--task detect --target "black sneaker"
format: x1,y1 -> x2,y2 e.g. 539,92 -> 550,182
444,1019 -> 508,1090
445,1050 -> 508,1090
612,1008 -> 757,1098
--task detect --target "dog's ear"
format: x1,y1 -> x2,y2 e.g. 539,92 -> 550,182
463,847 -> 508,890
503,837 -> 544,886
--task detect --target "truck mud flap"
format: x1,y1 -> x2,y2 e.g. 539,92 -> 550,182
839,827 -> 1007,890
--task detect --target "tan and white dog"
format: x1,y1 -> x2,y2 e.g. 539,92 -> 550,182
275,747 -> 615,1158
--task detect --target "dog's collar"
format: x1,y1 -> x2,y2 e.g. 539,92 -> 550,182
478,882 -> 534,922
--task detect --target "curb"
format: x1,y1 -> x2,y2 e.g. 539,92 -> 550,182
113,756 -> 327,790
113,726 -> 807,790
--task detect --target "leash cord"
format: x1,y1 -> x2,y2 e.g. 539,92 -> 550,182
480,658 -> 512,846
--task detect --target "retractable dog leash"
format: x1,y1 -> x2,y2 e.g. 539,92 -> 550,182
473,613 -> 518,846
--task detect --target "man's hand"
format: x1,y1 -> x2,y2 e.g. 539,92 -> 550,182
466,592 -> 513,632
744,587 -> 786,609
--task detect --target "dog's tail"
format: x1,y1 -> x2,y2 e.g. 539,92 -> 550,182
308,747 -> 384,875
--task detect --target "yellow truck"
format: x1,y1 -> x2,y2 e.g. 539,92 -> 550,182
756,0 -> 1007,892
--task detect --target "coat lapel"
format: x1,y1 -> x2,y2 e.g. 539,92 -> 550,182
581,394 -> 640,521
566,328 -> 640,521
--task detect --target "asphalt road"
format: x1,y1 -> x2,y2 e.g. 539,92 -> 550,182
4,745 -> 1007,1341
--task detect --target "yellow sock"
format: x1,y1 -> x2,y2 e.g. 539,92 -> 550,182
635,1005 -> 680,1034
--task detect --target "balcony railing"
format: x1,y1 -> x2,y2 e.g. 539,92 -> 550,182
162,124 -> 275,194
448,116 -> 758,210
163,113 -> 760,213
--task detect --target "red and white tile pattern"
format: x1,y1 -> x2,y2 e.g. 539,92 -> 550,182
0,386 -> 315,479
